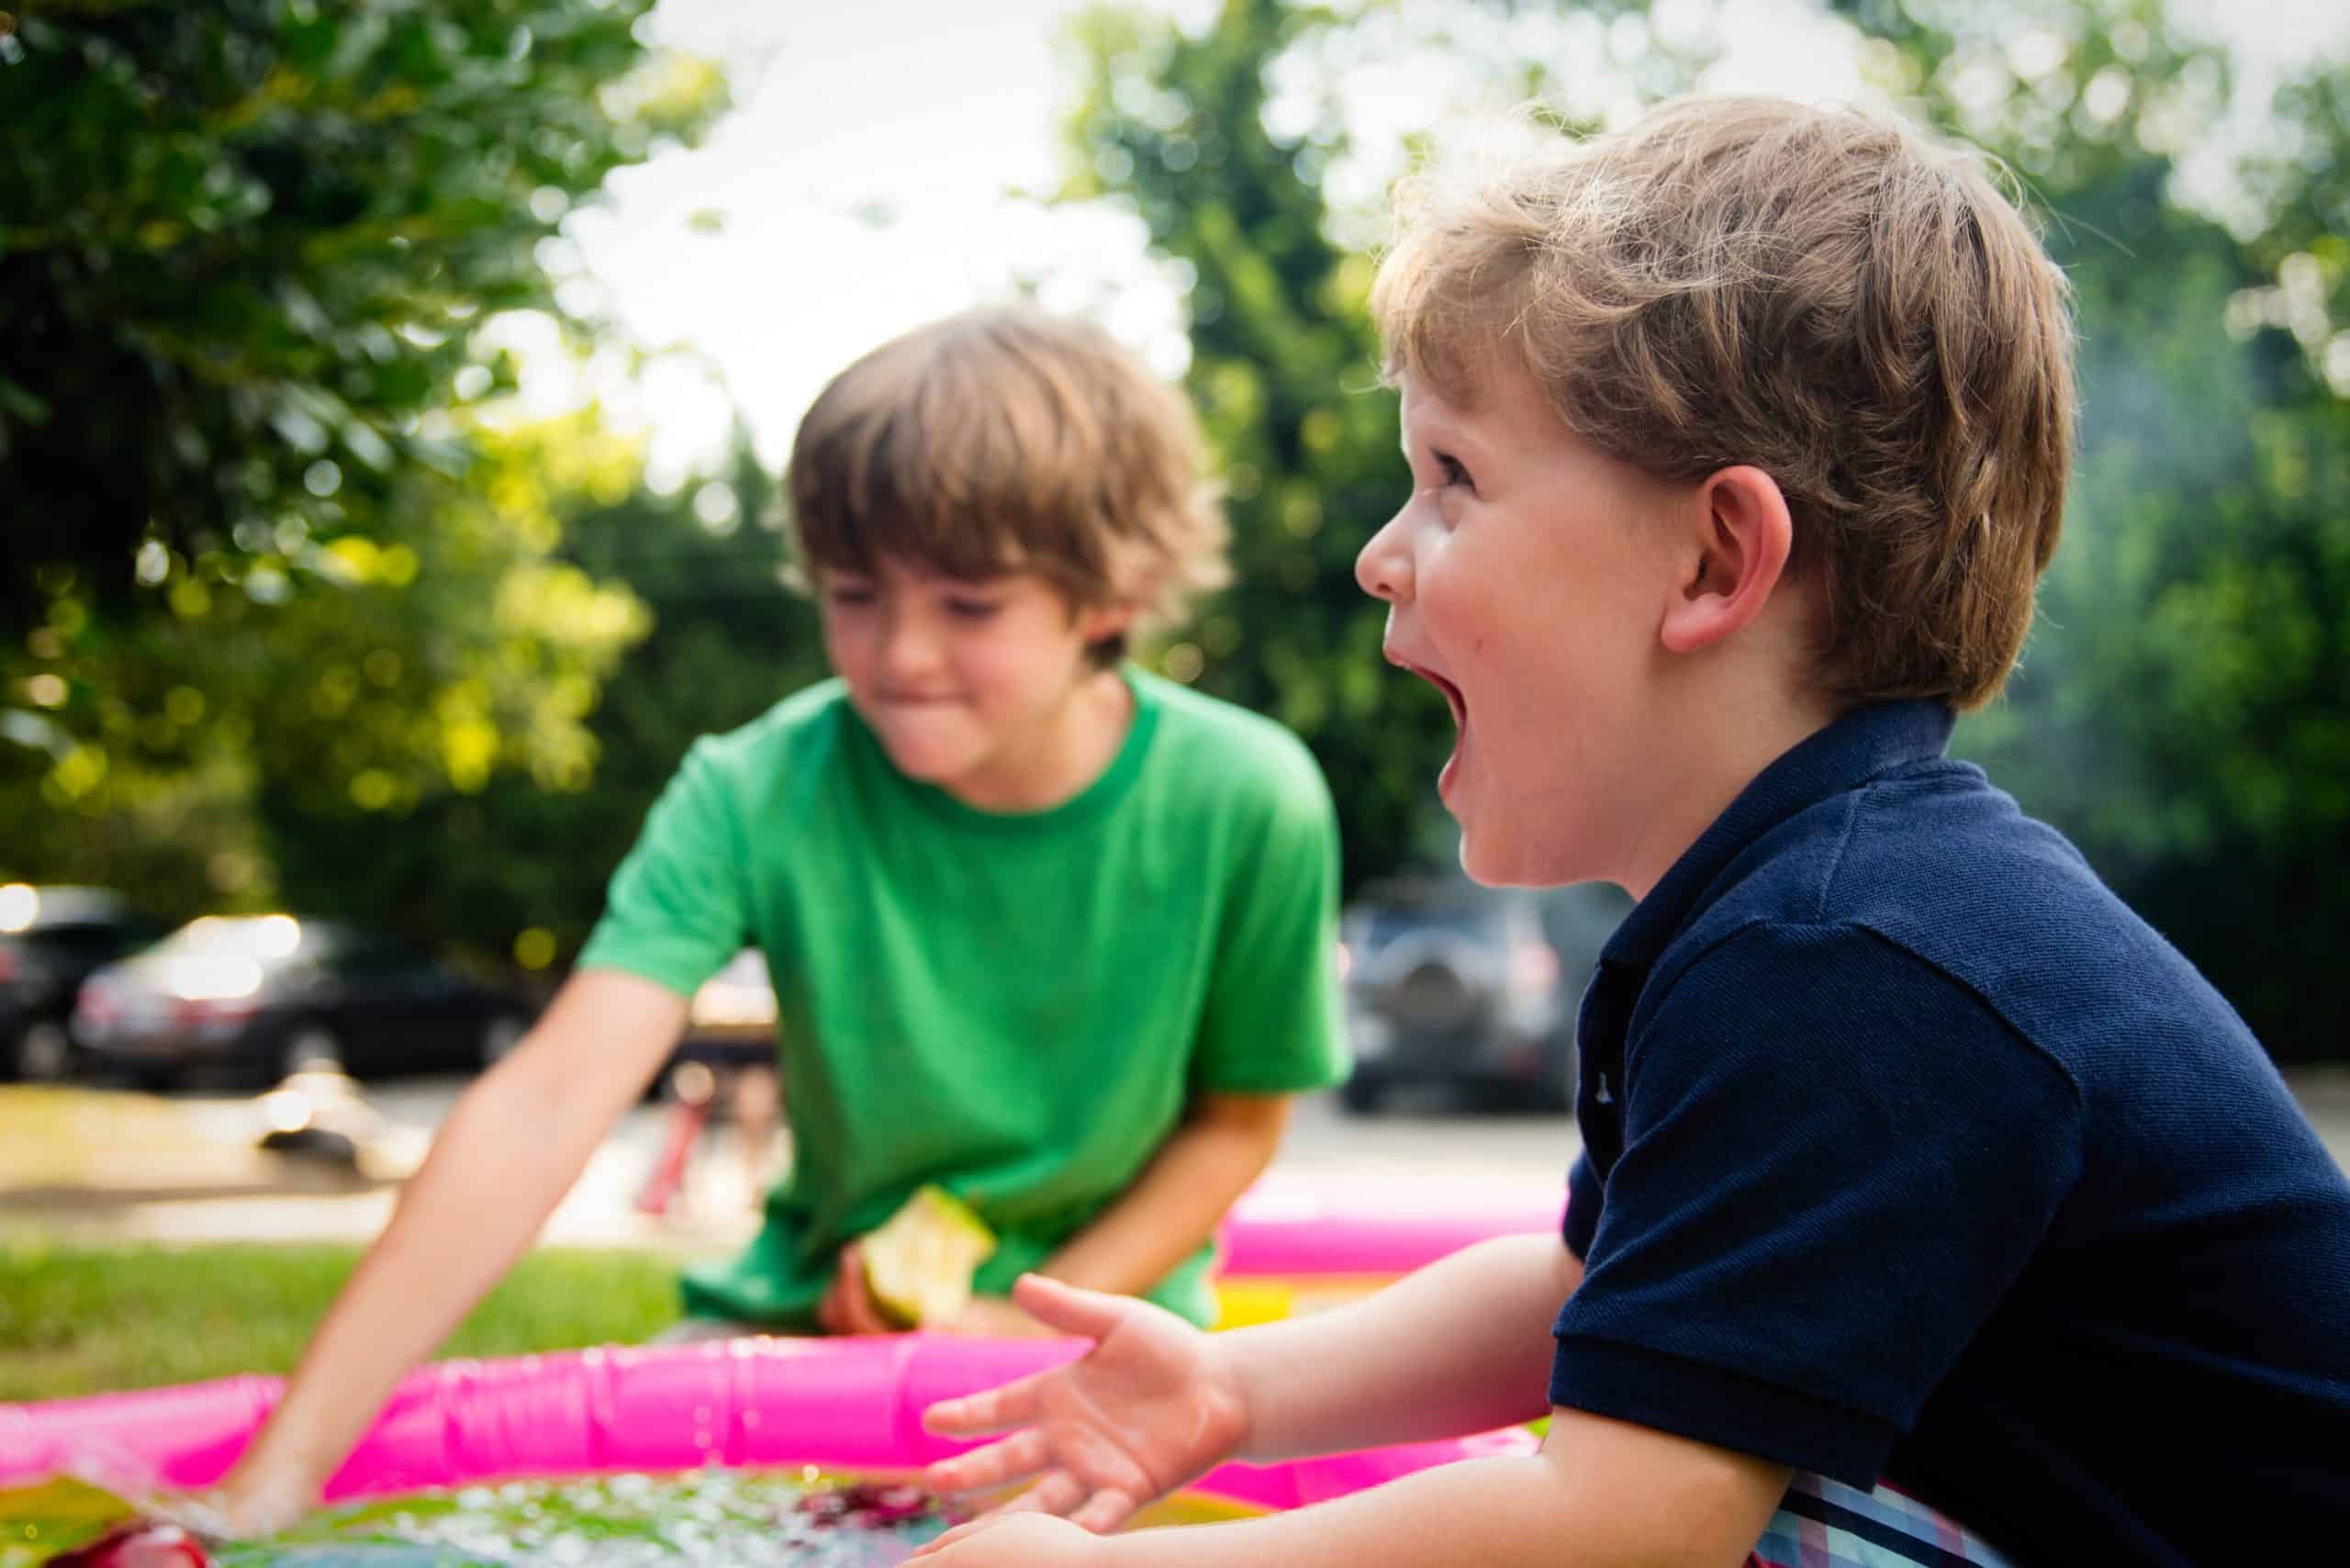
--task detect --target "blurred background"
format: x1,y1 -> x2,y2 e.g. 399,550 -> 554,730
6,0 -> 2349,1401
5,0 -> 2348,1114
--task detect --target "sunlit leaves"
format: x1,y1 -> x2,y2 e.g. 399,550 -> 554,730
0,0 -> 722,934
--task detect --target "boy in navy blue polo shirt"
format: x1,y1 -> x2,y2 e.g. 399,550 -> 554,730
907,96 -> 2350,1568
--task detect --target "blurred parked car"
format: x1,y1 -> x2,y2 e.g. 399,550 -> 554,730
0,884 -> 167,1081
1337,871 -> 1630,1114
73,913 -> 536,1089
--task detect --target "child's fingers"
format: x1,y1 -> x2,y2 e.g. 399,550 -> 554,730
1067,1487 -> 1139,1535
922,1372 -> 1044,1437
815,1271 -> 847,1337
923,1428 -> 1051,1495
834,1243 -> 895,1336
1009,1273 -> 1131,1339
1000,1470 -> 1086,1518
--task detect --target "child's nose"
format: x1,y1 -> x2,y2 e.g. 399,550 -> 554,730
1355,511 -> 1414,603
878,609 -> 945,679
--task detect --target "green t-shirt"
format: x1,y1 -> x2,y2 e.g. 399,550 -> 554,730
575,669 -> 1350,1327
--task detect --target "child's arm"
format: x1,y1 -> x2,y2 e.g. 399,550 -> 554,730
919,1247 -> 1774,1567
1023,1091 -> 1292,1305
212,969 -> 688,1531
916,1411 -> 1787,1568
924,1235 -> 1577,1526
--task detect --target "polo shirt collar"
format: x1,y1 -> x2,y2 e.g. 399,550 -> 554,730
1601,700 -> 1957,970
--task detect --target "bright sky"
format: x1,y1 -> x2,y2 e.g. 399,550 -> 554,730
520,0 -> 1188,490
513,0 -> 2346,492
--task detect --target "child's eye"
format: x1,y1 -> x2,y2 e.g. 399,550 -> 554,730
945,598 -> 1002,622
825,584 -> 877,608
1435,452 -> 1475,491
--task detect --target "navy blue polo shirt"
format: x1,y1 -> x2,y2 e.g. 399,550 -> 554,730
1551,700 -> 2350,1563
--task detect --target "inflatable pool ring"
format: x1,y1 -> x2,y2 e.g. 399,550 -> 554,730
0,1334 -> 1536,1517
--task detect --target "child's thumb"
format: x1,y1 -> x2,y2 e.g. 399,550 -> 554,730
1009,1272 -> 1129,1339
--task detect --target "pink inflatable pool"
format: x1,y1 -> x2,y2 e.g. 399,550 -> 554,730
0,1335 -> 1535,1516
1211,1174 -> 1567,1326
1217,1175 -> 1565,1278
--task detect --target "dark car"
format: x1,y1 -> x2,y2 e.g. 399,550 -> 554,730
0,884 -> 168,1081
72,913 -> 535,1089
1337,871 -> 1629,1114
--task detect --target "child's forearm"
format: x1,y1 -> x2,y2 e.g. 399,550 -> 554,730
223,972 -> 685,1517
1038,1092 -> 1290,1296
1226,1232 -> 1579,1461
1100,1454 -> 1572,1567
1095,1414 -> 1777,1568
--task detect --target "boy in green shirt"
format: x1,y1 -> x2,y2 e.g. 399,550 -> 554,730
214,307 -> 1349,1529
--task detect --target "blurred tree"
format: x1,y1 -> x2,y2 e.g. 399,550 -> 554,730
0,0 -> 728,949
1839,0 -> 2350,1057
259,431 -> 828,968
0,0 -> 720,616
1,410 -> 653,931
1060,0 -> 1454,893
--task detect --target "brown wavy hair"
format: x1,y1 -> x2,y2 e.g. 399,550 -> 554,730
786,307 -> 1228,665
1371,95 -> 2077,711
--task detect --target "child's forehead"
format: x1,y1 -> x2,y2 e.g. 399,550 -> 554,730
823,554 -> 1046,593
1398,360 -> 1558,444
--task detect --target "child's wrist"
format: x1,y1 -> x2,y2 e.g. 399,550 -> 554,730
1209,1335 -> 1267,1465
208,1462 -> 315,1538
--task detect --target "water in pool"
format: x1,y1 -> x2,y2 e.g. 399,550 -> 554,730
4,1471 -> 1251,1567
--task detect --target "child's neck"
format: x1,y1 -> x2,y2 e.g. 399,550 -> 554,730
940,666 -> 1136,814
1616,679 -> 1843,901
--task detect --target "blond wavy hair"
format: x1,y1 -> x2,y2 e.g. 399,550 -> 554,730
786,307 -> 1228,664
1372,95 -> 2077,711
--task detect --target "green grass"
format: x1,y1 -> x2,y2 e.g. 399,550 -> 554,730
0,1238 -> 688,1403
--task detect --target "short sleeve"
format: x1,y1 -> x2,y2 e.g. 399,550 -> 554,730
1186,751 -> 1350,1095
1549,921 -> 2084,1485
574,736 -> 755,999
1563,1151 -> 1600,1260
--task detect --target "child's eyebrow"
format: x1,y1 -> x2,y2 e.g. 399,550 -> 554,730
1399,415 -> 1449,458
1404,411 -> 1478,462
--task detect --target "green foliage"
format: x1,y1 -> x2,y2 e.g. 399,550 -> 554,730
0,1 -> 729,953
2,412 -> 657,936
257,436 -> 827,965
1062,0 -> 1457,890
0,1237 -> 683,1400
0,0 -> 719,615
1848,0 -> 2350,1057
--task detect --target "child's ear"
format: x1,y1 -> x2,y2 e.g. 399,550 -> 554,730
1659,465 -> 1796,655
1075,598 -> 1139,645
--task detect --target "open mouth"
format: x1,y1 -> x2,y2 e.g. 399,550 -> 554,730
1396,658 -> 1467,731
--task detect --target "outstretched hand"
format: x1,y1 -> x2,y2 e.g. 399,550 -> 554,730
918,1274 -> 1250,1535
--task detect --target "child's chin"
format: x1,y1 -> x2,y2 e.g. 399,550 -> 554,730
1455,830 -> 1516,888
875,740 -> 965,782
899,756 -> 973,786
1458,826 -> 1568,890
